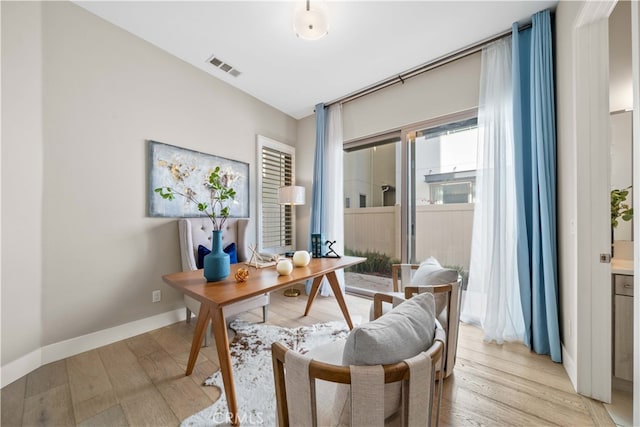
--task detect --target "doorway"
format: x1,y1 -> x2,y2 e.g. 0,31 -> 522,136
606,1 -> 635,425
342,111 -> 478,296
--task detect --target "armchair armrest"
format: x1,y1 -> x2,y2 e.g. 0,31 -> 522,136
404,283 -> 454,299
391,263 -> 419,292
372,292 -> 395,320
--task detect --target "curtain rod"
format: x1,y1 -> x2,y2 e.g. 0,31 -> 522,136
325,22 -> 532,107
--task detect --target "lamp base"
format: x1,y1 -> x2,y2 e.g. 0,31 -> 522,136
284,287 -> 301,297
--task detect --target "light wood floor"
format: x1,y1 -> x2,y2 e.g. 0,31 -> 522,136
1,284 -> 614,426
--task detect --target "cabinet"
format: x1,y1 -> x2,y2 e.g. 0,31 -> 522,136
613,274 -> 634,381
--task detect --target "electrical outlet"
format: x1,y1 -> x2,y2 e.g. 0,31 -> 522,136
152,290 -> 161,303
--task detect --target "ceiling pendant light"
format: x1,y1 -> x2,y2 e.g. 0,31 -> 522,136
294,0 -> 328,41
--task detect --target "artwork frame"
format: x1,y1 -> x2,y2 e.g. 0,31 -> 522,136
148,140 -> 250,218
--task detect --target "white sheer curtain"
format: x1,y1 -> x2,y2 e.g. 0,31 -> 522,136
319,104 -> 344,296
461,38 -> 525,343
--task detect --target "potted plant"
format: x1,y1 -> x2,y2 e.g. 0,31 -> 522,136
611,185 -> 633,257
155,166 -> 237,281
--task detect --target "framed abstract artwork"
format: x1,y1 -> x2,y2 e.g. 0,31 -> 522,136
148,140 -> 249,218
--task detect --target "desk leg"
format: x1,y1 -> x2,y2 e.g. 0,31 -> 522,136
326,271 -> 354,330
303,276 -> 324,316
186,304 -> 211,375
211,305 -> 240,426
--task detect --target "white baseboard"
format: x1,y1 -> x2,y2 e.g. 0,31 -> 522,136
562,343 -> 578,392
1,308 -> 186,388
1,348 -> 42,389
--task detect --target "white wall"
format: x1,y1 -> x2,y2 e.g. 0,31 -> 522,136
295,115 -> 315,251
297,52 -> 481,248
343,53 -> 481,142
1,0 -> 297,380
1,1 -> 44,369
555,0 -> 583,378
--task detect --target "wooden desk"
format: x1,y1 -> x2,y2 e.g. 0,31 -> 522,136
162,256 -> 365,426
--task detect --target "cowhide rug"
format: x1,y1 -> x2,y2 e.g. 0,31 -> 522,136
181,318 -> 355,426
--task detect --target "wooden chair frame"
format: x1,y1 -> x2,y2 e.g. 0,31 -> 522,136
385,263 -> 462,379
272,314 -> 446,426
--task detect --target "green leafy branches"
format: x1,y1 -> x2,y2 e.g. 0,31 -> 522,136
611,186 -> 634,228
155,166 -> 237,231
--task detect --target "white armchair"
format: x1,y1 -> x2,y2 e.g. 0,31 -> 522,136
273,292 -> 445,426
178,218 -> 269,346
370,258 -> 462,379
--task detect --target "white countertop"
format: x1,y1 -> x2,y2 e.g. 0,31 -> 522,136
612,258 -> 634,275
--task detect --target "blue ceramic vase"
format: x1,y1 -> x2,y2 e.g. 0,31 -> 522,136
203,230 -> 230,282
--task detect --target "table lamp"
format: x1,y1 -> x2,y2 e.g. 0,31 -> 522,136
278,185 -> 305,297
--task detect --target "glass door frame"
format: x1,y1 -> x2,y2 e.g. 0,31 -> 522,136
399,108 -> 478,264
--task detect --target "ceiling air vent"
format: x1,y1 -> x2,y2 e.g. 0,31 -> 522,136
207,55 -> 241,77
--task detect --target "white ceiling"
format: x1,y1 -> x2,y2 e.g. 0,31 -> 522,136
74,1 -> 557,119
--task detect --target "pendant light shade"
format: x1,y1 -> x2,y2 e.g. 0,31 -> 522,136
294,0 -> 328,40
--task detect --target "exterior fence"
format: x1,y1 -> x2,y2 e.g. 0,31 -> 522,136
344,203 -> 474,270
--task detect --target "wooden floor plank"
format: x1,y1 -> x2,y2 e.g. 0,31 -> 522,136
138,349 -> 184,384
0,290 -> 616,427
97,342 -> 153,404
1,376 -> 26,427
453,360 -> 593,426
71,390 -> 119,426
76,404 -> 128,427
457,332 -> 568,378
456,331 -> 575,393
125,333 -> 163,358
22,383 -> 75,426
24,360 -> 68,398
190,360 -> 222,402
148,326 -> 193,357
155,375 -> 213,422
458,357 -> 586,409
67,349 -> 116,423
118,388 -> 178,427
444,386 -> 554,426
583,395 -> 617,427
171,348 -> 213,372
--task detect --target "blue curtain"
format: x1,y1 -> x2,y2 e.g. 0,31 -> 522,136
512,10 -> 562,362
307,103 -> 326,294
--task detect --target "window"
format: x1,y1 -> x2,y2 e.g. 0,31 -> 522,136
414,117 -> 478,205
343,110 -> 477,277
256,135 -> 295,254
344,132 -> 401,209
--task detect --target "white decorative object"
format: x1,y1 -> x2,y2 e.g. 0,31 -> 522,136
276,259 -> 293,275
278,185 -> 306,295
292,250 -> 311,267
246,244 -> 276,268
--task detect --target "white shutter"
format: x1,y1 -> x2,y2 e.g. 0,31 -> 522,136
256,136 -> 295,254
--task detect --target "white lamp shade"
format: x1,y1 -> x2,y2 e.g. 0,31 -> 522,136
278,185 -> 306,205
294,6 -> 328,40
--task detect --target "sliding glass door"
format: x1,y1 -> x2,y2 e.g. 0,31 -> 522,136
343,110 -> 477,295
343,134 -> 401,296
406,116 -> 477,270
